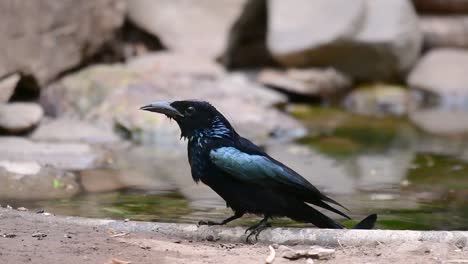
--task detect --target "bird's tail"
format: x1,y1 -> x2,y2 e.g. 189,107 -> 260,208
352,214 -> 377,229
289,203 -> 345,229
289,203 -> 377,230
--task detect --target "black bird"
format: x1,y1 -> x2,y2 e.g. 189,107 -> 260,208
140,100 -> 377,242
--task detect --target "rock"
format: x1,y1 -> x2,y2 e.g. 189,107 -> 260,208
41,64 -> 138,117
412,0 -> 468,14
408,49 -> 468,95
0,73 -> 20,103
282,246 -> 335,260
0,0 -> 126,85
127,0 -> 247,59
79,169 -> 127,193
223,0 -> 276,68
409,109 -> 468,135
89,73 -> 303,144
420,16 -> 468,50
43,54 -> 304,144
31,118 -> 119,144
343,84 -> 409,116
111,145 -> 221,208
267,0 -> 422,81
408,49 -> 468,135
257,68 -> 351,97
127,52 -> 225,78
0,103 -> 43,133
0,160 -> 80,200
0,137 -> 110,170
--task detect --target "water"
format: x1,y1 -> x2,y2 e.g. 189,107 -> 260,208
4,105 -> 468,230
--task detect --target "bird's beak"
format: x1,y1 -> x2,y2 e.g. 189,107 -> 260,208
139,101 -> 184,117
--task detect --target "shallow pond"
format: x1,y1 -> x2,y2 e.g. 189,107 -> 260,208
4,105 -> 468,230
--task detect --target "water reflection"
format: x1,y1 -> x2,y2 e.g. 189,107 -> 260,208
3,105 -> 468,230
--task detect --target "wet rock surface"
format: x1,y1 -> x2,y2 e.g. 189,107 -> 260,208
0,103 -> 43,134
0,137 -> 110,170
31,118 -> 119,144
0,161 -> 79,200
408,48 -> 468,135
343,84 -> 409,116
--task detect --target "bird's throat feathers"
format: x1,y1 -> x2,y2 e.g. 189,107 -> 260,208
182,115 -> 234,142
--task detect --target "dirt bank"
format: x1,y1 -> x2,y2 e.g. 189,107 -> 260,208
0,208 -> 467,264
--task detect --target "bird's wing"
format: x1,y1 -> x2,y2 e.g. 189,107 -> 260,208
209,146 -> 350,219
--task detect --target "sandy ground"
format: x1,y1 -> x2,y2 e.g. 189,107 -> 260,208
0,208 -> 467,264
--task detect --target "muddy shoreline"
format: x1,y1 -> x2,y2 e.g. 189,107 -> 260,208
1,208 -> 467,264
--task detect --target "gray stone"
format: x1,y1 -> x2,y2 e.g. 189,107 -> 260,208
257,68 -> 351,97
0,0 -> 126,85
127,52 -> 225,78
420,16 -> 468,50
409,109 -> 468,135
408,48 -> 468,95
0,160 -> 80,200
0,137 -> 109,170
88,72 -> 302,144
41,64 -> 138,117
267,0 -> 422,81
408,49 -> 468,133
43,55 -> 304,144
31,118 -> 119,144
0,103 -> 43,133
223,0 -> 276,68
127,0 -> 247,59
343,84 -> 409,116
0,73 -> 20,103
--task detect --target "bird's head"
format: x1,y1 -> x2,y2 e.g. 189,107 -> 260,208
140,100 -> 234,139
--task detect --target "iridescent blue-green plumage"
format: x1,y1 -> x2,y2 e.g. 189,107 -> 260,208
140,100 -> 377,241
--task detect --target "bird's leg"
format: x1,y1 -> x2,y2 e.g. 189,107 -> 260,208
198,212 -> 244,226
245,215 -> 271,244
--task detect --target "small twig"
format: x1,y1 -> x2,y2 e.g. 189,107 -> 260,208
265,245 -> 276,264
110,232 -> 129,238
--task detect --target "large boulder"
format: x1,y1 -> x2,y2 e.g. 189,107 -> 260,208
42,52 -> 305,145
267,0 -> 422,81
0,0 -> 126,85
407,48 -> 468,135
0,103 -> 43,134
127,0 -> 247,59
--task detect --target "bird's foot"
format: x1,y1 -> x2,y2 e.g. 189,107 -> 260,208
198,220 -> 221,226
245,222 -> 271,244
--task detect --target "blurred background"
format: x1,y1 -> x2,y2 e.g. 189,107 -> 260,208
1,0 -> 468,230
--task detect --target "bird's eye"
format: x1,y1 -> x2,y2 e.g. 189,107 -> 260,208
185,106 -> 196,115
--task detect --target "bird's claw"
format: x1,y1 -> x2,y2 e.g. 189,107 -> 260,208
245,223 -> 271,244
